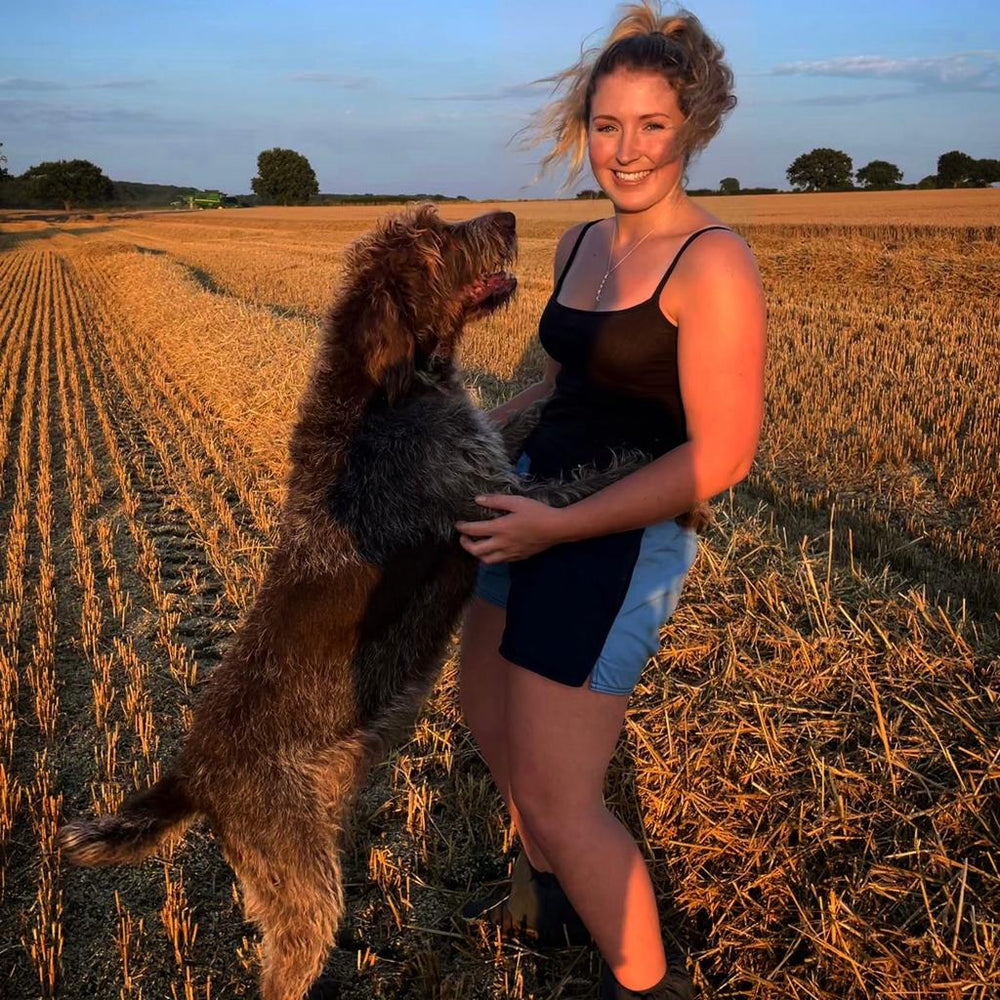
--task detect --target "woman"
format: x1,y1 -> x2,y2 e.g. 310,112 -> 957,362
455,3 -> 766,998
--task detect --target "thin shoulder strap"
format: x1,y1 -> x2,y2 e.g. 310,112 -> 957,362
653,225 -> 734,297
554,220 -> 601,294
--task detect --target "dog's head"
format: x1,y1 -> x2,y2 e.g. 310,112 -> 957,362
332,203 -> 517,403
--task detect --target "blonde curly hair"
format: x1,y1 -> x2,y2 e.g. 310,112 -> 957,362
522,1 -> 736,190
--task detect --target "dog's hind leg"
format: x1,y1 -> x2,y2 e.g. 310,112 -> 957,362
237,841 -> 343,1000
225,797 -> 345,1000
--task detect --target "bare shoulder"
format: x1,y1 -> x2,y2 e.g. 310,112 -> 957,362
552,220 -> 597,283
660,226 -> 763,325
686,226 -> 758,276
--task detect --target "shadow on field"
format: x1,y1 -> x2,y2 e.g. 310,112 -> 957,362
132,243 -> 320,323
737,477 -> 999,621
462,336 -> 547,412
0,224 -> 117,246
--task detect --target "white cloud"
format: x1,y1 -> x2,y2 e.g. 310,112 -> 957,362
417,82 -> 548,102
88,79 -> 155,90
0,77 -> 154,91
289,72 -> 374,89
773,51 -> 1000,91
0,78 -> 65,90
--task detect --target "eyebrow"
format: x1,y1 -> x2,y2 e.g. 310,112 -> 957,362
591,112 -> 673,121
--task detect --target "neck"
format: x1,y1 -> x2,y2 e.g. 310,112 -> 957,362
611,179 -> 689,243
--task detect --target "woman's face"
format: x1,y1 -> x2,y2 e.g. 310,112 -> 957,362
587,67 -> 686,211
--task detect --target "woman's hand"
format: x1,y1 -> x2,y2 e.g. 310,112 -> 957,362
455,495 -> 567,563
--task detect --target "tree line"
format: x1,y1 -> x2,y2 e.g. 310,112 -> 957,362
0,146 -> 468,211
781,148 -> 999,193
583,149 -> 998,197
2,140 -> 996,211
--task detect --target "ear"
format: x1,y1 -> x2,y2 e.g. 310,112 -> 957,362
362,287 -> 414,404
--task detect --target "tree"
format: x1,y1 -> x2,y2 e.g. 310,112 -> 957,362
856,160 -> 903,190
968,158 -> 1000,187
786,148 -> 854,192
916,175 -> 938,189
0,141 -> 9,181
251,148 -> 319,206
937,151 -> 1000,188
21,158 -> 114,210
719,177 -> 740,195
937,150 -> 977,188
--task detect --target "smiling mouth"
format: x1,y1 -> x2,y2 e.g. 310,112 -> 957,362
613,169 -> 652,182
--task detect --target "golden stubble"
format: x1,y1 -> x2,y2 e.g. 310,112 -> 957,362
0,191 -> 997,999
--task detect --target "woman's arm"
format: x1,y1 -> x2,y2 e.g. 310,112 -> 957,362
555,231 -> 766,541
457,231 -> 766,561
485,358 -> 558,426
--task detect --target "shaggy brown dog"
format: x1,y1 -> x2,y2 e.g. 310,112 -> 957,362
59,205 -> 647,1000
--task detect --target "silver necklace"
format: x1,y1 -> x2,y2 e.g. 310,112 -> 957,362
594,219 -> 655,306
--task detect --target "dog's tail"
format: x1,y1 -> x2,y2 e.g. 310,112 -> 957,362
59,771 -> 197,866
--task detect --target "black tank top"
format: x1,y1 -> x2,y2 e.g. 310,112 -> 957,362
522,220 -> 734,480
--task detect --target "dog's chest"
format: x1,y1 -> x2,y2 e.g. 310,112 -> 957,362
327,389 -> 505,567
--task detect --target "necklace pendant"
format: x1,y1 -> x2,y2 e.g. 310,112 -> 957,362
594,218 -> 657,307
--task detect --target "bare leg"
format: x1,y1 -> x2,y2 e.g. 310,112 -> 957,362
457,596 -> 553,872
506,665 -> 672,991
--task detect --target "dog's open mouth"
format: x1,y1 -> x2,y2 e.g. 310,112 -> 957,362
464,271 -> 517,315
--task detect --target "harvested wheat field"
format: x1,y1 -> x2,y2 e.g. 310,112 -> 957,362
0,189 -> 998,1000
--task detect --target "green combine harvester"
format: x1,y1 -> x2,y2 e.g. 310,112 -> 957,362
168,190 -> 240,209
187,190 -> 224,209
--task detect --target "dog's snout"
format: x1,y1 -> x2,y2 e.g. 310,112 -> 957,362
498,211 -> 516,237
479,211 -> 516,236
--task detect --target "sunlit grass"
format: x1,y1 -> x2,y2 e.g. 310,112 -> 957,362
0,197 -> 996,999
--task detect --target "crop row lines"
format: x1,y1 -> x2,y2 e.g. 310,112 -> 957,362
73,255 -> 270,612
81,248 -> 277,538
0,252 -> 42,498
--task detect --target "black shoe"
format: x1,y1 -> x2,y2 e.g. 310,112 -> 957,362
600,953 -> 693,1000
460,850 -> 592,947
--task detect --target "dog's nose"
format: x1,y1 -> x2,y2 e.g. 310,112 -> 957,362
480,211 -> 516,235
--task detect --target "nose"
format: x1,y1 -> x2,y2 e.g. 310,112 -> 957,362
479,210 -> 516,237
615,128 -> 640,164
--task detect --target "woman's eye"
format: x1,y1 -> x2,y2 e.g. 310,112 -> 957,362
593,123 -> 668,133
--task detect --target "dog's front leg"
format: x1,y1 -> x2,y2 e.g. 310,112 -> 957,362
499,455 -> 712,533
462,450 -> 650,524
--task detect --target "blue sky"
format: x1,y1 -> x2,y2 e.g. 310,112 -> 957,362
2,0 -> 998,198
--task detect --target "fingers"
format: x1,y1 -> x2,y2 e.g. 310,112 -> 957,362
474,494 -> 522,512
454,517 -> 503,537
455,496 -> 526,535
458,533 -> 503,560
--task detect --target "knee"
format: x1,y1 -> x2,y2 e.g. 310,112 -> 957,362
508,772 -> 593,854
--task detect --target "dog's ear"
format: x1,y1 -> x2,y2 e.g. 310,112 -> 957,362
362,286 -> 414,404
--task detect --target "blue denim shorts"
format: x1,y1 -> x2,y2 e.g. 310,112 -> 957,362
473,453 -> 697,696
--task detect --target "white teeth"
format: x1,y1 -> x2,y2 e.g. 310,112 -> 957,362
614,170 -> 651,181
